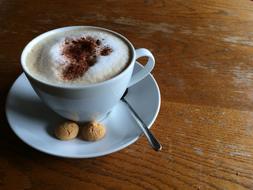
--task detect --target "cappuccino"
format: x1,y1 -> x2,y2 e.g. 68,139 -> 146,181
25,28 -> 131,86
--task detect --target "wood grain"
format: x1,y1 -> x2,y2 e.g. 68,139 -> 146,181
1,0 -> 253,189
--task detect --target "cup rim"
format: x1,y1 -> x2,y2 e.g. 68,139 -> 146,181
21,26 -> 136,89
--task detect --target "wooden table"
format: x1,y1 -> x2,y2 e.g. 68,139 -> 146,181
1,0 -> 253,189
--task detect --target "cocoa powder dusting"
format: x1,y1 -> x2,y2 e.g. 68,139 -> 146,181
101,47 -> 113,56
96,39 -> 101,45
62,63 -> 88,80
62,36 -> 112,80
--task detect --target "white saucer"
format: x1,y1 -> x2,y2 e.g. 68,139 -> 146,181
5,63 -> 161,158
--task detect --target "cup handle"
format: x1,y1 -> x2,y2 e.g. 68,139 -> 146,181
128,48 -> 155,87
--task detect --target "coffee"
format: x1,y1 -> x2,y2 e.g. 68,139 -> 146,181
21,26 -> 155,122
25,28 -> 131,86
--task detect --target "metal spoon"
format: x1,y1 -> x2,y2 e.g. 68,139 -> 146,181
121,89 -> 162,151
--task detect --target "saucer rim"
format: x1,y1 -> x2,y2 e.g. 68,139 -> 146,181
5,62 -> 161,158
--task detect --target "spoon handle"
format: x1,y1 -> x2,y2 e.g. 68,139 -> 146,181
122,98 -> 162,151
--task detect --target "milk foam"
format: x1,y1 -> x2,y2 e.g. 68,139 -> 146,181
26,28 -> 130,85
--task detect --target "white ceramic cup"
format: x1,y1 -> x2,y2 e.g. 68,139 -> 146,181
21,26 -> 155,122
